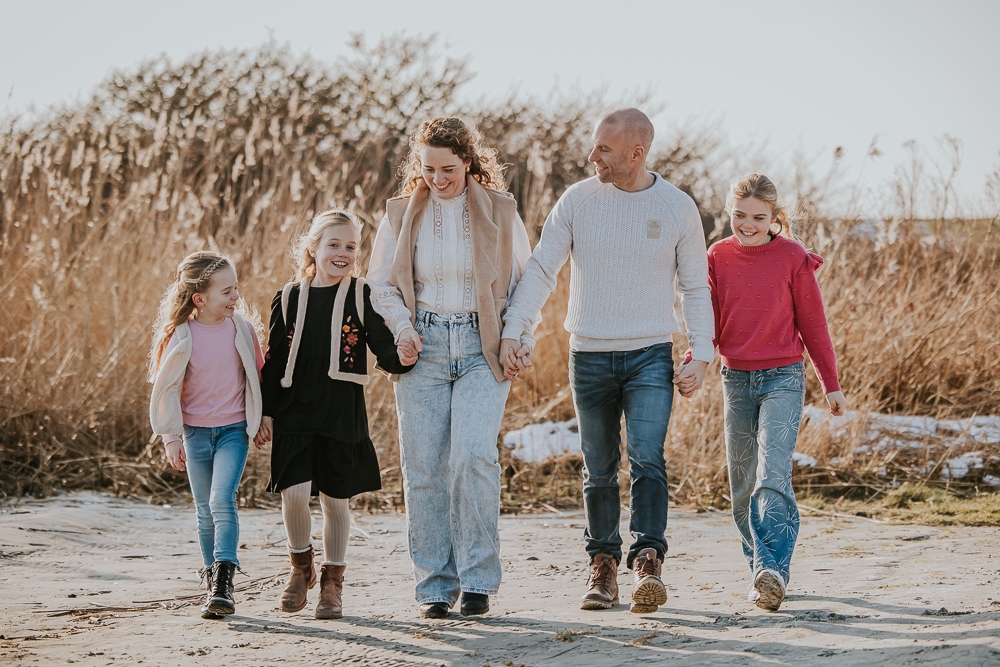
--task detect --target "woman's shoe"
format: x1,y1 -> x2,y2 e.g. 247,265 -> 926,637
206,561 -> 238,616
419,602 -> 449,619
315,564 -> 346,619
460,592 -> 489,616
280,546 -> 317,612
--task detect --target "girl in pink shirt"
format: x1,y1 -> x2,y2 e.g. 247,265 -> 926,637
148,251 -> 263,620
677,173 -> 847,612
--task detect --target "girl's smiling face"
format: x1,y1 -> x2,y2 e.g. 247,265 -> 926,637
730,196 -> 775,246
193,265 -> 239,325
419,145 -> 469,200
312,224 -> 359,286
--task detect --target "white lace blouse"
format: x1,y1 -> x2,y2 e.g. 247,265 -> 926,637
367,189 -> 538,346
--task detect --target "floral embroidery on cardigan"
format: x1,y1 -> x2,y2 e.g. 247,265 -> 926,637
339,315 -> 361,370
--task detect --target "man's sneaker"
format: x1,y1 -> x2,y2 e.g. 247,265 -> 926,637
753,569 -> 786,611
580,554 -> 619,610
629,548 -> 667,614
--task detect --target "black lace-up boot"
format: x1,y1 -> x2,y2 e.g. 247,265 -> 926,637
206,561 -> 237,616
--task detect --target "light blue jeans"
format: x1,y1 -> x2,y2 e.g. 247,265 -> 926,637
721,362 -> 806,585
394,311 -> 511,606
182,421 -> 249,568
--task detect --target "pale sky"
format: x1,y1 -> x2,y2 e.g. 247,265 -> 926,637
2,0 -> 998,216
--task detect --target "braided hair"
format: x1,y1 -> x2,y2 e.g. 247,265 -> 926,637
148,251 -> 233,380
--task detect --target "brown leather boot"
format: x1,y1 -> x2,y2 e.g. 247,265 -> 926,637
580,553 -> 619,610
630,547 -> 667,614
315,564 -> 346,619
280,546 -> 316,613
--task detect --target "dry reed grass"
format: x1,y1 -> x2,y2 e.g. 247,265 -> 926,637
1,38 -> 998,511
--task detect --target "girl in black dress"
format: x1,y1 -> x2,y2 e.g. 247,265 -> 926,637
257,209 -> 412,619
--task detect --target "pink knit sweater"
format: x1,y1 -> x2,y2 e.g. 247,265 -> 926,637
708,235 -> 840,394
162,318 -> 264,443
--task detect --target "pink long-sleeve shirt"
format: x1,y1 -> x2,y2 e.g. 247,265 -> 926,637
163,317 -> 264,443
708,235 -> 840,394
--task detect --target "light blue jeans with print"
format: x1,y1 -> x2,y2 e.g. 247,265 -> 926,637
721,362 -> 806,585
394,311 -> 511,606
182,421 -> 249,568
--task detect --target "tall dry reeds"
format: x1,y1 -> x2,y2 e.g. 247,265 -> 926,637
2,37 -> 998,507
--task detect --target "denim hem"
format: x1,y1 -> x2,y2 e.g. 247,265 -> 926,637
416,597 -> 453,606
461,586 -> 498,596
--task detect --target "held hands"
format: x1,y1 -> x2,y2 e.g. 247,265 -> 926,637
673,360 -> 709,398
397,328 -> 423,366
500,338 -> 533,381
825,391 -> 848,416
164,440 -> 186,471
254,416 -> 274,450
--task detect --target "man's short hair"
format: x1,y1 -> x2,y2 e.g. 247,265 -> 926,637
599,108 -> 654,154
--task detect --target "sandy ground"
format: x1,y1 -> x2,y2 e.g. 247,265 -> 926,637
1,492 -> 998,666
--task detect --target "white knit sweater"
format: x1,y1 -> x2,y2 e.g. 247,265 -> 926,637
501,174 -> 715,360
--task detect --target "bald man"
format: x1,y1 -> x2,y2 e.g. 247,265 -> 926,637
500,108 -> 714,614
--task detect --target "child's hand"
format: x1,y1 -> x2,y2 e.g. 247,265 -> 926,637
255,417 -> 273,450
165,440 -> 186,471
825,391 -> 848,416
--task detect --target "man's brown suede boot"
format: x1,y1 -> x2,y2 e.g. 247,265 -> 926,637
580,553 -> 619,610
280,546 -> 317,613
315,564 -> 346,619
629,547 -> 667,613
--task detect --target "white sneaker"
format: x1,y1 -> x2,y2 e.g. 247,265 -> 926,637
753,569 -> 786,611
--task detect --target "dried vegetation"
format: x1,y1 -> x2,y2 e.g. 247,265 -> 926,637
1,37 -> 998,514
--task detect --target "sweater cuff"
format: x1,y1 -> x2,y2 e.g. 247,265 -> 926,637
390,317 -> 414,343
501,321 -> 525,343
163,434 -> 181,445
690,341 -> 715,364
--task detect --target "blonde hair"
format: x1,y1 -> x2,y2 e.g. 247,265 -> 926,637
292,208 -> 363,280
398,117 -> 507,196
148,251 -> 232,380
725,173 -> 794,240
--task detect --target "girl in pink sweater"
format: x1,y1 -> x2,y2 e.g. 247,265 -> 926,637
148,251 -> 264,620
677,173 -> 847,612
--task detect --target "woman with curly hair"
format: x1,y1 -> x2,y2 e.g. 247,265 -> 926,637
368,117 -> 537,618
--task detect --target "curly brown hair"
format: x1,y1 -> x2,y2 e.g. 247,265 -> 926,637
398,117 -> 507,195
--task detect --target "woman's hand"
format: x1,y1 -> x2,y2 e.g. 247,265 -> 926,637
397,328 -> 423,366
165,440 -> 186,471
673,360 -> 709,398
254,416 -> 273,450
825,391 -> 848,416
500,338 -> 532,381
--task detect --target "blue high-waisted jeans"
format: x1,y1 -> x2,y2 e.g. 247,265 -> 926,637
394,311 -> 511,606
569,343 -> 674,569
721,362 -> 806,585
182,421 -> 249,568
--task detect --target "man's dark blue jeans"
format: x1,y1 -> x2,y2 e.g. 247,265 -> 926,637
569,342 -> 674,569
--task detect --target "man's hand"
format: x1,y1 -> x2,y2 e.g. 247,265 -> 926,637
673,360 -> 709,398
165,440 -> 186,471
397,328 -> 423,366
254,416 -> 273,450
825,391 -> 848,416
500,338 -> 532,381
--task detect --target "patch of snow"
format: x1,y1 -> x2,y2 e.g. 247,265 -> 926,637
983,475 -> 1000,486
792,452 -> 817,468
503,419 -> 581,463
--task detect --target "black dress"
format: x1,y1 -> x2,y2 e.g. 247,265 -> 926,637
261,278 -> 410,498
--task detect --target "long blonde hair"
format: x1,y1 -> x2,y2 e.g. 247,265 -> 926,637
148,251 -> 233,380
398,117 -> 507,196
292,208 -> 363,280
725,173 -> 795,240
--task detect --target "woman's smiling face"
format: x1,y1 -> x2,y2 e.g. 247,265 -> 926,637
730,196 -> 775,246
419,145 -> 470,200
